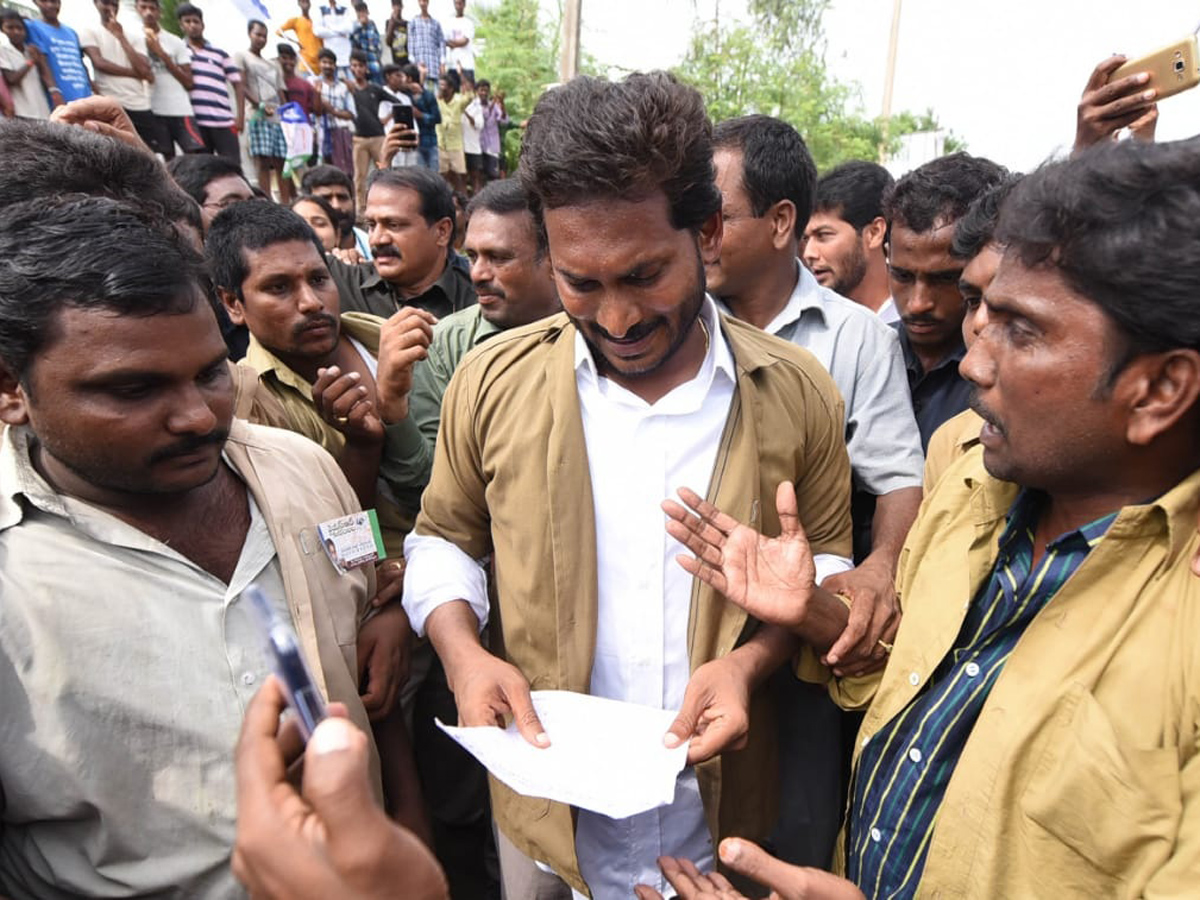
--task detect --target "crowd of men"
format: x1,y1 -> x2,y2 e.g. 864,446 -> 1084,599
0,30 -> 1197,900
0,0 -> 508,208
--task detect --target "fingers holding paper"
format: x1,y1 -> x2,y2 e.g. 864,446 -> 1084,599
664,656 -> 750,765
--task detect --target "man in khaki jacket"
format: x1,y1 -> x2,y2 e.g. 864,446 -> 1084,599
0,197 -> 380,899
644,139 -> 1200,899
401,71 -> 856,898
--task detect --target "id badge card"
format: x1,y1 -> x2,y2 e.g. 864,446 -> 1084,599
317,509 -> 385,574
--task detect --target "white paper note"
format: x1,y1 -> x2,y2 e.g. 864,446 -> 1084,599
436,690 -> 690,819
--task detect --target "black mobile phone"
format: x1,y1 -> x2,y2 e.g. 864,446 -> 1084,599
247,583 -> 327,741
392,104 -> 415,129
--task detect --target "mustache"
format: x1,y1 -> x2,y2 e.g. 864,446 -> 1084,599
292,313 -> 337,340
902,314 -> 942,327
589,317 -> 664,343
372,245 -> 401,259
147,429 -> 229,465
968,391 -> 1003,434
473,280 -> 505,299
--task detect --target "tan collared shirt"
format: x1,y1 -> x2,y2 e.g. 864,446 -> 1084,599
0,421 -> 377,899
828,451 -> 1200,898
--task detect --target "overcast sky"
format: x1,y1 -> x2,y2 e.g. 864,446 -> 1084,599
59,0 -> 1200,172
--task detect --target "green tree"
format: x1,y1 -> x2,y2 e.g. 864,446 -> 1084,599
674,0 -> 961,170
475,0 -> 560,171
159,0 -> 183,37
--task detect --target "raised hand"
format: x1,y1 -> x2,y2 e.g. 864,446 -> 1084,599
376,307 -> 436,424
663,481 -> 816,630
1075,55 -> 1157,153
313,365 -> 385,445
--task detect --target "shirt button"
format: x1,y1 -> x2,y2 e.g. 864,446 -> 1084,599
870,827 -> 882,843
908,747 -> 923,764
908,671 -> 920,686
862,734 -> 871,748
242,672 -> 256,686
965,662 -> 981,677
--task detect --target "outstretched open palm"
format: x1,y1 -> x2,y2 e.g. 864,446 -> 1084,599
663,481 -> 816,630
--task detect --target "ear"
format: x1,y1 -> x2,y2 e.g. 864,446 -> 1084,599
0,362 -> 30,427
769,200 -> 797,251
433,216 -> 454,249
1122,349 -> 1200,446
696,208 -> 723,267
862,216 -> 888,252
219,287 -> 246,326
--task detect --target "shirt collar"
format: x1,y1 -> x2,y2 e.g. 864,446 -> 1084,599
897,325 -> 967,374
573,295 -> 735,395
760,260 -> 828,336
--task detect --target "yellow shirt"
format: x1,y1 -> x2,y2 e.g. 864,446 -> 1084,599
239,312 -> 414,559
828,450 -> 1200,898
922,407 -> 982,491
279,15 -> 323,75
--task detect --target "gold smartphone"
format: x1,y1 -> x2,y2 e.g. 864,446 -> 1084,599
1112,35 -> 1200,101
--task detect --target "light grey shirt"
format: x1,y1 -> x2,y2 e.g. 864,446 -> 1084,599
720,262 -> 924,496
0,426 -> 288,900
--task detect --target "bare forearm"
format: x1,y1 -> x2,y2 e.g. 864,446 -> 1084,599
726,623 -> 799,690
89,54 -> 138,77
795,586 -> 853,653
424,600 -> 487,683
865,486 -> 921,574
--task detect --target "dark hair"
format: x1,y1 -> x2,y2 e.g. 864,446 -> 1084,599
353,1 -> 367,10
382,63 -> 401,78
440,70 -> 460,92
0,9 -> 25,27
467,178 -> 546,259
167,153 -> 247,205
301,164 -> 354,195
519,71 -> 721,234
247,18 -> 266,32
0,197 -> 207,382
276,42 -> 296,57
713,114 -> 817,235
401,63 -> 420,83
814,160 -> 894,230
476,78 -> 490,90
317,47 -> 336,62
0,119 -> 202,234
883,152 -> 1008,233
205,199 -> 327,297
349,49 -> 368,64
175,2 -> 202,18
950,174 -> 1023,261
291,192 -> 339,225
996,139 -> 1200,363
366,166 -> 454,227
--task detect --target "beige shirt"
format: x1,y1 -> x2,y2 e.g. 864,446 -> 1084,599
0,421 -> 377,899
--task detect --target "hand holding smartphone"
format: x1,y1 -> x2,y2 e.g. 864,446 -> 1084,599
247,583 -> 327,741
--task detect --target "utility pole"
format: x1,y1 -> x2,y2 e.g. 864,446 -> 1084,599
879,0 -> 902,162
560,0 -> 582,82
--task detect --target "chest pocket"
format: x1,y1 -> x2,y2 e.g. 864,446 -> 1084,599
1020,684 -> 1181,894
